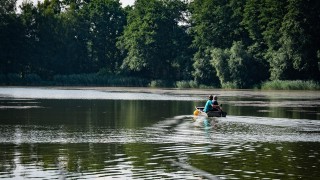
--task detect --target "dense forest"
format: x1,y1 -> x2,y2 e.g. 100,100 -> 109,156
1,0 -> 319,88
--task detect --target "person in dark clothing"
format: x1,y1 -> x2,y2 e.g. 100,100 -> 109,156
212,95 -> 222,111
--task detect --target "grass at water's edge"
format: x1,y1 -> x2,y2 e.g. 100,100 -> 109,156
0,74 -> 216,88
0,73 -> 149,87
0,74 -> 319,90
261,80 -> 320,90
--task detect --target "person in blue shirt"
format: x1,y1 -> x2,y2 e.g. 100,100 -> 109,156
204,95 -> 221,113
203,95 -> 213,113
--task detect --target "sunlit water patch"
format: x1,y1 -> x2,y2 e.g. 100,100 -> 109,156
0,87 -> 200,101
0,98 -> 43,109
228,100 -> 320,108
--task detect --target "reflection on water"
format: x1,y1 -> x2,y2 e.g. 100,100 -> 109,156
0,87 -> 320,179
1,115 -> 320,179
2,115 -> 319,144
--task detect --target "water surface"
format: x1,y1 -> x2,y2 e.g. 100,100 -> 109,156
0,87 -> 319,179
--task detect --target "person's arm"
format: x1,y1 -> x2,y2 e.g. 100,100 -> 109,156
212,101 -> 220,109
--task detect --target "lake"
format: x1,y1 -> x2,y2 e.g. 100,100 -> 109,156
0,87 -> 319,179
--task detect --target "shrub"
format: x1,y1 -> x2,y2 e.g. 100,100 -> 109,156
53,74 -> 149,87
7,73 -> 22,85
24,74 -> 42,85
221,82 -> 238,89
175,80 -> 198,88
211,41 -> 268,89
0,74 -> 7,85
149,80 -> 174,88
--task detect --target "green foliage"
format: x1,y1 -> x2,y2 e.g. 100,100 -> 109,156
7,73 -> 23,85
211,41 -> 267,88
0,74 -> 44,85
1,0 -> 126,79
87,0 -> 126,73
0,0 -> 16,14
53,74 -> 149,86
228,41 -> 251,88
118,0 -> 192,80
24,74 -> 43,85
149,80 -> 174,88
175,80 -> 198,88
190,0 -> 248,87
0,0 -> 319,88
261,80 -> 320,90
221,82 -> 239,89
192,49 -> 220,86
189,0 -> 247,49
0,0 -> 26,74
0,73 -> 149,86
268,0 -> 320,80
210,48 -> 230,86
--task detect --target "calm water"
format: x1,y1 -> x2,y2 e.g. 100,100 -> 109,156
0,87 -> 320,179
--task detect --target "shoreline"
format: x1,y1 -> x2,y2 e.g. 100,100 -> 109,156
1,86 -> 319,99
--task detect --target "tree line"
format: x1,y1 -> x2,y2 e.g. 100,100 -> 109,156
1,0 -> 319,88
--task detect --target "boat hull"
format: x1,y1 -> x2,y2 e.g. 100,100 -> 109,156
196,107 -> 227,117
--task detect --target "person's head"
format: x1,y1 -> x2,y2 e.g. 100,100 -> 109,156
209,95 -> 213,100
213,95 -> 218,100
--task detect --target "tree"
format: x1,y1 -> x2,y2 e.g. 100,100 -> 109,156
0,0 -> 25,74
192,49 -> 219,86
211,41 -> 266,88
189,0 -> 248,85
28,0 -> 63,78
87,0 -> 126,74
57,0 -> 92,74
18,0 -> 104,77
19,1 -> 39,75
189,0 -> 247,49
269,0 -> 320,80
118,0 -> 192,80
0,0 -> 16,15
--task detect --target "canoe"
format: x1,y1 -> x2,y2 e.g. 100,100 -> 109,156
195,106 -> 227,117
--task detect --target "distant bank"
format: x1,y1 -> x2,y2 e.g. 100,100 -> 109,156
0,73 -> 319,90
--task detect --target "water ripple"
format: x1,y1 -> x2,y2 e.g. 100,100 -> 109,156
1,115 -> 320,145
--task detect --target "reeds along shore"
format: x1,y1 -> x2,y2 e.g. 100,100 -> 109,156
261,80 -> 320,90
0,73 -> 319,90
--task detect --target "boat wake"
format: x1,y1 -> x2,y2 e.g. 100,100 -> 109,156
0,115 -> 320,144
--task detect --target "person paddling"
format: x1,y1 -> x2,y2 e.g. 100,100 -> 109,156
195,95 -> 226,117
204,95 -> 221,113
203,95 -> 214,113
212,95 -> 222,112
